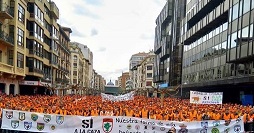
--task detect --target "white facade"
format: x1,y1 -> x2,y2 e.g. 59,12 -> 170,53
129,52 -> 149,89
137,52 -> 155,89
74,42 -> 94,89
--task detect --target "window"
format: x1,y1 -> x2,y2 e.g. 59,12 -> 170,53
250,24 -> 253,37
252,0 -> 254,9
73,79 -> 77,84
34,23 -> 43,42
147,73 -> 152,78
221,41 -> 227,53
222,22 -> 228,31
17,28 -> 24,46
147,65 -> 153,70
73,55 -> 77,61
230,32 -> 237,48
73,63 -> 77,68
17,52 -> 24,68
33,41 -> 43,57
18,4 -> 25,23
243,0 -> 251,14
73,71 -> 77,76
242,26 -> 249,38
232,3 -> 239,21
34,4 -> 43,25
146,81 -> 152,86
8,50 -> 13,65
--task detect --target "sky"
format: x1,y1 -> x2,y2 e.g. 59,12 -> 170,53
53,0 -> 166,82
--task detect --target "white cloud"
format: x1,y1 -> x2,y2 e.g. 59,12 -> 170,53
53,0 -> 166,82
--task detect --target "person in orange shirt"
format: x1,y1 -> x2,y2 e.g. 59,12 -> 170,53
125,107 -> 134,117
91,108 -> 99,116
133,109 -> 141,118
155,110 -> 163,120
141,107 -> 149,118
222,110 -> 231,121
149,110 -> 156,119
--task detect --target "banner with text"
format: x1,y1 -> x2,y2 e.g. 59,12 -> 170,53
101,91 -> 135,102
1,109 -> 244,133
190,90 -> 223,104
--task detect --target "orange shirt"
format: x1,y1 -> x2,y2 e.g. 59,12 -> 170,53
141,109 -> 148,118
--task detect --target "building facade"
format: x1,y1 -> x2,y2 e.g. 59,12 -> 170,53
129,52 -> 149,89
69,42 -> 86,94
93,71 -> 105,95
154,0 -> 186,90
181,0 -> 254,103
0,0 -> 73,95
137,52 -> 155,90
121,72 -> 130,90
76,43 -> 94,89
0,0 -> 25,95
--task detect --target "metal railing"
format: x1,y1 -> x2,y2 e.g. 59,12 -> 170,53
0,31 -> 14,45
0,3 -> 14,17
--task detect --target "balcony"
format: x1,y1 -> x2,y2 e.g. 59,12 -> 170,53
50,60 -> 58,68
0,62 -> 14,74
28,68 -> 43,74
50,2 -> 59,19
0,3 -> 14,19
0,30 -> 14,46
29,50 -> 43,58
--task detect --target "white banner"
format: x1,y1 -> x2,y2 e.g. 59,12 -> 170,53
1,109 -> 244,133
190,91 -> 223,104
101,91 -> 135,102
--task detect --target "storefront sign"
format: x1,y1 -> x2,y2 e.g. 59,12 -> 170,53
19,81 -> 39,86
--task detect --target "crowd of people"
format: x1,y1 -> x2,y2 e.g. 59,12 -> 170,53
0,93 -> 254,123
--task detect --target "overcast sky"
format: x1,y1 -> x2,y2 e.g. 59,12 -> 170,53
53,0 -> 166,82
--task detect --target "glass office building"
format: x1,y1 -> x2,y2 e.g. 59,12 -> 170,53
181,0 -> 254,103
154,0 -> 186,89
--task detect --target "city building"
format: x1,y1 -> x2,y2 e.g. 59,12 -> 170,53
76,43 -> 94,89
0,0 -> 73,95
181,0 -> 254,103
50,25 -> 72,96
0,0 -> 25,95
136,52 -> 155,96
89,70 -> 105,95
69,42 -> 86,94
104,79 -> 123,95
24,0 -> 61,95
115,80 -> 119,86
154,0 -> 186,91
129,52 -> 150,89
121,72 -> 130,90
0,0 -> 104,96
117,76 -> 122,88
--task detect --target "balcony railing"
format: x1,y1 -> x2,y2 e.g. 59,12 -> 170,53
29,49 -> 44,58
50,60 -> 58,66
29,68 -> 43,74
0,3 -> 14,19
0,30 -> 14,46
0,62 -> 14,74
50,1 -> 59,19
